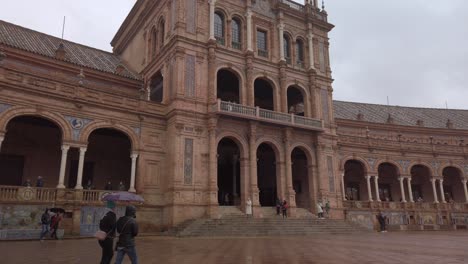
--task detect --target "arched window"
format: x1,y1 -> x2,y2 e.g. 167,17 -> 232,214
283,34 -> 291,64
151,27 -> 157,58
231,18 -> 241,50
296,39 -> 304,68
158,20 -> 165,49
214,12 -> 225,45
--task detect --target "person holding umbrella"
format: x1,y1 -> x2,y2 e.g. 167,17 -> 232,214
98,201 -> 117,264
115,205 -> 139,264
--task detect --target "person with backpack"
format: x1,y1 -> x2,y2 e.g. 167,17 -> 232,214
115,205 -> 139,264
99,201 -> 117,264
39,208 -> 51,241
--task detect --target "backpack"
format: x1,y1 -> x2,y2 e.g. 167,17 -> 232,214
41,213 -> 49,224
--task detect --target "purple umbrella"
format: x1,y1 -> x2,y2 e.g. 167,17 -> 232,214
101,191 -> 144,202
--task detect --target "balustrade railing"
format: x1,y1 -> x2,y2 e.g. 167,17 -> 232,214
216,100 -> 323,130
0,186 -> 19,201
280,0 -> 304,11
35,188 -> 57,202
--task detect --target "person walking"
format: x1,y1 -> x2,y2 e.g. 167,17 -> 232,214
281,200 -> 288,218
245,198 -> 253,218
377,211 -> 387,232
99,201 -> 117,264
115,205 -> 139,264
276,198 -> 282,216
317,201 -> 324,219
325,200 -> 331,218
50,212 -> 63,239
39,208 -> 51,241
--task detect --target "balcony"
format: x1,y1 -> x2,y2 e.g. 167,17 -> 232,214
213,100 -> 324,131
258,49 -> 269,58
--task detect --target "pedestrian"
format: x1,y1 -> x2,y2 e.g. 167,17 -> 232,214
245,198 -> 253,218
282,200 -> 288,218
118,181 -> 126,191
36,176 -> 44,187
377,211 -> 387,232
224,192 -> 230,206
115,205 -> 139,264
50,212 -> 63,239
276,198 -> 282,216
99,201 -> 117,264
105,181 -> 113,190
325,200 -> 331,218
317,201 -> 324,219
39,208 -> 51,241
86,179 -> 94,190
23,178 -> 31,187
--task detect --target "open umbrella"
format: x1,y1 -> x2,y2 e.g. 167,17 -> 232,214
101,191 -> 144,202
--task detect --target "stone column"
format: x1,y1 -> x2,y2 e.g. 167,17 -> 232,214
438,179 -> 446,203
208,0 -> 217,40
431,178 -> 439,203
208,124 -> 218,196
462,179 -> 468,203
129,153 -> 138,193
249,122 -> 259,206
398,177 -> 406,203
341,172 -> 346,200
75,147 -> 87,190
278,23 -> 285,61
407,177 -> 414,202
365,175 -> 373,202
0,136 -> 4,151
57,145 -> 70,189
283,132 -> 295,207
373,176 -> 381,202
246,9 -> 253,51
307,30 -> 315,70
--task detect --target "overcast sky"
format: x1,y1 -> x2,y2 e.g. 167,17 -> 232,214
1,0 -> 467,109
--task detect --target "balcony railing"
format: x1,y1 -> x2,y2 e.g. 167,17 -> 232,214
232,41 -> 242,50
216,36 -> 225,46
258,49 -> 269,58
215,100 -> 324,131
280,0 -> 305,11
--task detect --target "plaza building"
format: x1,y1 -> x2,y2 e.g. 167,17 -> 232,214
0,0 -> 467,238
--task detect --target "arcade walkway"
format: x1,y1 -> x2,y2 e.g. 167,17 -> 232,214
2,232 -> 467,263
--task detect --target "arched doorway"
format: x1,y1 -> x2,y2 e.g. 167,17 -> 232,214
377,163 -> 400,202
254,78 -> 274,111
257,143 -> 277,206
287,86 -> 305,116
343,160 -> 367,201
68,128 -> 131,190
0,116 -> 62,186
442,167 -> 464,202
410,165 -> 433,202
217,69 -> 240,103
291,147 -> 310,208
217,138 -> 241,206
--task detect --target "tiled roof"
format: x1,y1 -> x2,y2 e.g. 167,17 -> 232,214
0,20 -> 140,80
333,100 -> 468,130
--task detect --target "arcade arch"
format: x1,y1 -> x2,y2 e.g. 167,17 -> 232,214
257,143 -> 278,206
254,78 -> 275,111
442,166 -> 464,203
217,69 -> 240,103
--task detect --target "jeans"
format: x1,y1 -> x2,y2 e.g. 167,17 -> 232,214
99,238 -> 114,264
40,224 -> 49,240
115,246 -> 138,264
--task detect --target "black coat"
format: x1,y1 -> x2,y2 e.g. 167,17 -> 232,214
99,211 -> 116,237
115,216 -> 138,248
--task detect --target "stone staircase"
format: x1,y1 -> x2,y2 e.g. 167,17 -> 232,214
176,207 -> 369,237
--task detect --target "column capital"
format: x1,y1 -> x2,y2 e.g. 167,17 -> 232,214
61,145 -> 70,151
307,32 -> 314,40
462,179 -> 467,184
131,153 -> 139,159
373,175 -> 379,179
79,147 -> 87,153
208,0 -> 216,5
398,177 -> 404,181
365,175 -> 371,180
439,179 -> 444,183
277,23 -> 285,30
245,9 -> 252,17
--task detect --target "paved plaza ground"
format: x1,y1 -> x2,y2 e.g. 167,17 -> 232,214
1,232 -> 468,263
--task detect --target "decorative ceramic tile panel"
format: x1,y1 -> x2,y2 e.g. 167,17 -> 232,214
184,138 -> 194,184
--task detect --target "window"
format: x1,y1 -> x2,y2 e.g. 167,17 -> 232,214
231,18 -> 241,50
296,39 -> 304,67
283,34 -> 291,64
214,12 -> 225,45
151,28 -> 157,58
257,30 -> 268,57
158,20 -> 165,49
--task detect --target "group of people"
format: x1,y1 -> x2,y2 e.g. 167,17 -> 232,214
39,208 -> 63,241
316,200 -> 330,219
98,201 -> 139,264
87,180 -> 126,191
275,198 -> 289,218
23,176 -> 44,187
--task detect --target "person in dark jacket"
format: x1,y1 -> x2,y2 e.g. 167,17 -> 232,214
39,208 -> 50,241
115,205 -> 138,264
377,211 -> 387,232
99,201 -> 117,264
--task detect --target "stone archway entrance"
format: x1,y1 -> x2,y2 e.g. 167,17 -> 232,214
410,165 -> 434,202
217,69 -> 240,103
254,78 -> 274,111
343,160 -> 367,201
291,147 -> 310,208
67,128 -> 132,190
217,138 -> 241,206
442,167 -> 464,203
377,163 -> 400,202
257,143 -> 277,207
0,116 -> 62,187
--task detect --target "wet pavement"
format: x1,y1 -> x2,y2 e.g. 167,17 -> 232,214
2,232 -> 468,263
